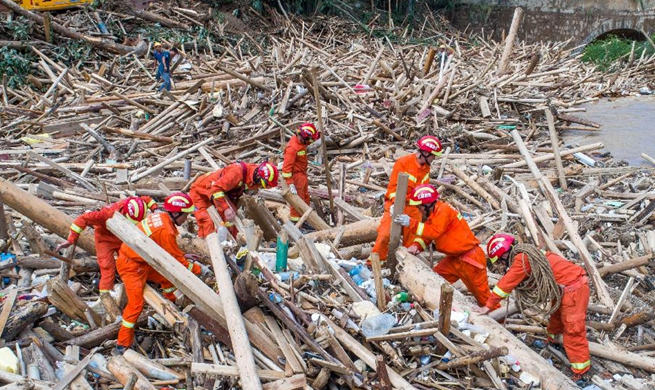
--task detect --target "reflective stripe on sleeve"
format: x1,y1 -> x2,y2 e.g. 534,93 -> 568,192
212,191 -> 225,199
492,285 -> 510,298
282,172 -> 293,178
416,223 -> 425,236
146,199 -> 156,208
389,192 -> 396,200
140,220 -> 153,236
413,238 -> 427,250
187,263 -> 195,271
421,173 -> 430,183
297,151 -> 306,156
99,289 -> 111,294
162,286 -> 177,293
407,174 -> 417,183
121,320 -> 135,329
70,223 -> 83,234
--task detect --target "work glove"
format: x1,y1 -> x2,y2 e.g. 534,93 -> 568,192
184,253 -> 201,262
235,246 -> 249,267
197,263 -> 212,277
289,184 -> 298,195
389,204 -> 394,215
407,244 -> 421,255
56,241 -> 73,252
224,207 -> 236,221
394,214 -> 410,227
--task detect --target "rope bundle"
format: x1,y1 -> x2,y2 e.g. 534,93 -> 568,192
508,244 -> 562,317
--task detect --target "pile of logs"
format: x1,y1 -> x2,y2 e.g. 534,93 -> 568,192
1,1 -> 655,390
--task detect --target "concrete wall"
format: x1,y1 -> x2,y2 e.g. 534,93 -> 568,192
452,0 -> 655,44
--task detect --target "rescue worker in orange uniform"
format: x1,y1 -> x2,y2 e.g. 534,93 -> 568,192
477,233 -> 591,384
56,196 -> 158,293
188,161 -> 279,238
282,123 -> 320,223
115,192 -> 210,353
371,136 -> 443,261
395,184 -> 492,307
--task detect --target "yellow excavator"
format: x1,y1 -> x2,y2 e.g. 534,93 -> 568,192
14,0 -> 93,12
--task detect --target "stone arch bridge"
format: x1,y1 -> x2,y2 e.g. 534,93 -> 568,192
451,0 -> 655,46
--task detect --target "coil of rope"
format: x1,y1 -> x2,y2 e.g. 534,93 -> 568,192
508,243 -> 562,318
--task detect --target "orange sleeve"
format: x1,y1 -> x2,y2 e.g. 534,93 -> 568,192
209,165 -> 243,208
157,220 -> 201,275
282,137 -> 298,184
486,254 -> 532,309
140,196 -> 158,211
385,158 -> 405,202
406,202 -> 452,251
68,206 -> 115,243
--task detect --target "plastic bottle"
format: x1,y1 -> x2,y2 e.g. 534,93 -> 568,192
361,313 -> 396,337
0,347 -> 19,373
217,224 -> 228,243
393,292 -> 411,303
276,271 -> 299,282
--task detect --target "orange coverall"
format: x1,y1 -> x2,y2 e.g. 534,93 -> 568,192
371,153 -> 431,260
282,135 -> 309,222
116,212 -> 201,348
406,201 -> 491,307
486,251 -> 590,375
67,196 -> 157,293
188,162 -> 258,238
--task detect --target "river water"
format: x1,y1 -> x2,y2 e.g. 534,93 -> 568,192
561,95 -> 655,166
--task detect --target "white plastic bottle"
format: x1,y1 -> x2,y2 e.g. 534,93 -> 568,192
217,224 -> 229,243
361,313 -> 396,337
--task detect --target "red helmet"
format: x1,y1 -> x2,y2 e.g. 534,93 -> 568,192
256,162 -> 279,189
123,197 -> 147,224
408,184 -> 440,206
163,192 -> 195,213
298,123 -> 319,142
417,135 -> 444,156
487,233 -> 516,264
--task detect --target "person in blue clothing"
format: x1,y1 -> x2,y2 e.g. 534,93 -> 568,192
153,42 -> 171,92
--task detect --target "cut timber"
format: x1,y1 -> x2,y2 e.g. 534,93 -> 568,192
589,342 -> 655,373
143,285 -> 187,327
0,178 -> 96,255
205,232 -> 262,390
107,356 -> 156,390
498,7 -> 524,75
397,248 -> 578,390
2,301 -> 48,341
503,142 -> 604,169
0,287 -> 17,339
190,363 -> 286,380
282,188 -> 330,231
261,374 -> 306,390
510,130 -> 613,307
387,173 -> 409,278
123,349 -> 183,381
242,195 -> 280,240
545,110 -> 567,190
598,254 -> 652,277
105,214 -> 282,365
65,314 -> 147,349
288,218 -> 379,257
436,346 -> 509,370
47,278 -> 102,326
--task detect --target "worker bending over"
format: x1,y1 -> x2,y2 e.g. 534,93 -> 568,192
395,184 -> 491,307
282,123 -> 320,224
478,234 -> 591,384
56,196 -> 158,293
371,136 -> 443,261
189,161 -> 278,238
115,193 -> 209,353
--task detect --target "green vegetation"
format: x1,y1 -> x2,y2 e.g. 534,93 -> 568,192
582,35 -> 655,72
0,47 -> 34,88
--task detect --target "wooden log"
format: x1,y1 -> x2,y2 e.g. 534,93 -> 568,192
0,179 -> 96,255
0,287 -> 18,340
497,7 -> 524,75
2,302 -> 48,341
450,166 -> 500,210
289,218 -> 379,257
282,188 -> 330,231
598,254 -> 652,277
53,348 -> 96,390
186,306 -> 232,348
191,363 -> 285,380
510,130 -> 613,307
242,195 -> 279,240
130,138 -> 214,182
0,371 -> 50,390
65,314 -> 148,349
437,283 -> 453,353
47,278 -> 101,326
387,173 -> 409,279
106,214 -> 281,367
436,346 -> 509,370
588,342 -> 655,373
397,248 -> 578,390
545,110 -> 567,190
261,374 -> 306,390
123,349 -> 183,381
370,253 -> 385,311
143,285 -> 187,328
503,142 -> 604,169
18,256 -> 98,273
107,356 -> 156,390
102,127 -> 174,144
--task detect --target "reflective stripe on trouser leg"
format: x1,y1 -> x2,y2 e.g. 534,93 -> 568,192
561,284 -> 591,374
371,210 -> 392,261
116,261 -> 148,347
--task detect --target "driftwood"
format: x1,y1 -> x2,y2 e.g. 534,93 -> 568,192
2,302 -> 48,341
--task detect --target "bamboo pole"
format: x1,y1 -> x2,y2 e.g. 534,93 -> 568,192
497,7 -> 524,75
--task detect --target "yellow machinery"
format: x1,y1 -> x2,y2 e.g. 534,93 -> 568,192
15,0 -> 93,11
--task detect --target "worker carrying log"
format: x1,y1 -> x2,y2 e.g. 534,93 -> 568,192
115,192 -> 210,354
282,123 -> 320,225
188,161 -> 279,238
56,196 -> 158,293
477,233 -> 591,385
371,136 -> 443,262
395,184 -> 492,307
